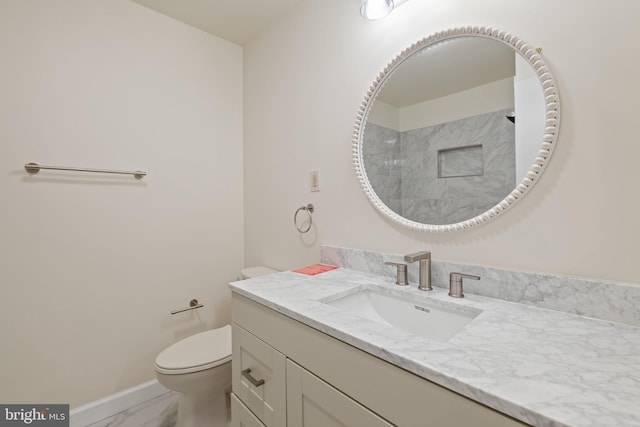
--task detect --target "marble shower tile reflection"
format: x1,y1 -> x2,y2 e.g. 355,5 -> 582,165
367,174 -> 401,208
401,174 -> 445,199
438,145 -> 483,178
87,392 -> 178,427
362,124 -> 400,172
362,123 -> 400,155
474,197 -> 506,217
386,197 -> 402,215
447,170 -> 508,200
364,109 -> 516,223
400,198 -> 473,225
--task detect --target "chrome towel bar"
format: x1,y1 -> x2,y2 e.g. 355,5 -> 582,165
25,162 -> 146,179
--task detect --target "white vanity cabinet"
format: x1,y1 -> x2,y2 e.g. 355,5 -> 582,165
232,322 -> 389,427
231,293 -> 529,427
231,393 -> 266,427
286,359 -> 394,426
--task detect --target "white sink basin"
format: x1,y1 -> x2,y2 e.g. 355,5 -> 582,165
323,288 -> 481,342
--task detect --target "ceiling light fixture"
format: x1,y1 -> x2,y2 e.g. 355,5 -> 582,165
360,0 -> 395,20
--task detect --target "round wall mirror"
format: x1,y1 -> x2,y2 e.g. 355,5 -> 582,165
353,27 -> 560,232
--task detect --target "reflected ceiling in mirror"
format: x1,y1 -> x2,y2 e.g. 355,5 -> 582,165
353,27 -> 560,232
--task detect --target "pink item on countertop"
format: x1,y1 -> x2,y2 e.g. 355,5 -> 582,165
292,264 -> 338,276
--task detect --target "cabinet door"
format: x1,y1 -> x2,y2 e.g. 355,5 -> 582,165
231,393 -> 266,427
232,323 -> 286,427
287,360 -> 394,427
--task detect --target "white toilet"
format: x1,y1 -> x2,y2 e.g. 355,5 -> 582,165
155,266 -> 277,427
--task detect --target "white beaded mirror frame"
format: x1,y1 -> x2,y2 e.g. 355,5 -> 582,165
353,27 -> 560,232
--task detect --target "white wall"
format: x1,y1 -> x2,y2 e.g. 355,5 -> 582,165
244,0 -> 640,284
368,78 -> 514,132
368,100 -> 400,131
0,0 -> 243,407
399,77 -> 514,131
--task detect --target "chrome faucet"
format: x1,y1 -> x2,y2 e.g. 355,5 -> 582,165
384,262 -> 408,286
449,272 -> 480,298
404,251 -> 432,291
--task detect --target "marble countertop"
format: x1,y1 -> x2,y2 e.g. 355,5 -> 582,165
229,267 -> 640,427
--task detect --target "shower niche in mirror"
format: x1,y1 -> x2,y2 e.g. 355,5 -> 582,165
353,27 -> 560,232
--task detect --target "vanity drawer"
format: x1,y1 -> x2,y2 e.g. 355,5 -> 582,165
232,323 -> 286,427
231,393 -> 266,427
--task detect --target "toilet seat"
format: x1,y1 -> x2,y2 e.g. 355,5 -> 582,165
155,325 -> 232,375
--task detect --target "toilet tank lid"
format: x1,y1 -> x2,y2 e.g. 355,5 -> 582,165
241,266 -> 278,279
155,325 -> 231,374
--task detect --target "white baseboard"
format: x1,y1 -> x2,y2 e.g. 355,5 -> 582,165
70,380 -> 170,427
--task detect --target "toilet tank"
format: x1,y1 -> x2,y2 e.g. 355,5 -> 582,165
240,266 -> 278,279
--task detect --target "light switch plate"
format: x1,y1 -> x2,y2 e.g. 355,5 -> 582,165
310,170 -> 320,192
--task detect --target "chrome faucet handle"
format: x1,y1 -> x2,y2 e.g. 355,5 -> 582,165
384,262 -> 408,286
404,251 -> 432,291
449,272 -> 480,298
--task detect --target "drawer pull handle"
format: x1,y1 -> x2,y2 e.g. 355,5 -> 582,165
241,368 -> 265,387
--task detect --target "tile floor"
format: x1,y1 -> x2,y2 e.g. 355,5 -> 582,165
86,392 -> 178,427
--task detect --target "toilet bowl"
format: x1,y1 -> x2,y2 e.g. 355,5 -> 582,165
155,266 -> 277,427
155,326 -> 232,427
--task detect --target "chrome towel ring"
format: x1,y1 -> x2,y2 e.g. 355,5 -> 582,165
294,203 -> 314,233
